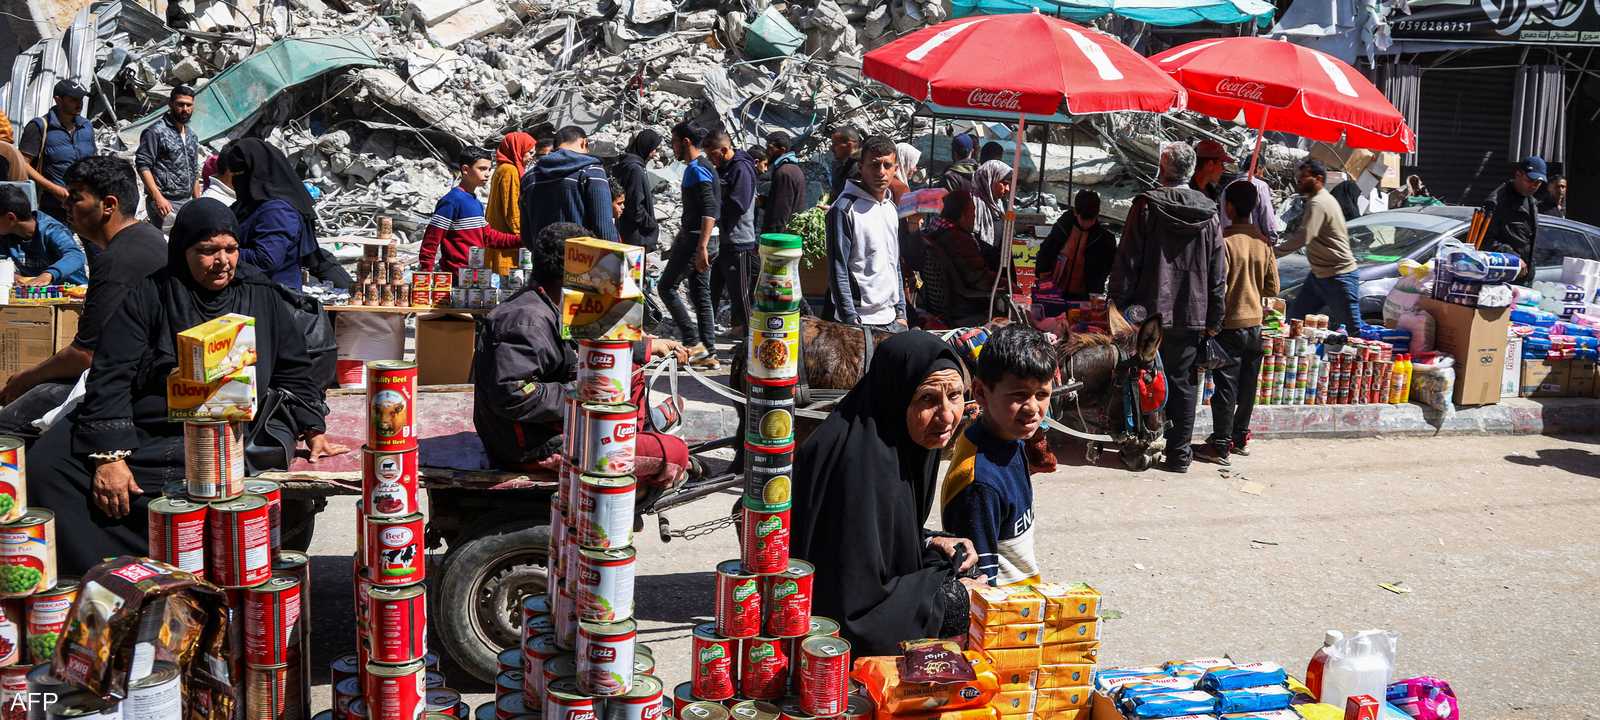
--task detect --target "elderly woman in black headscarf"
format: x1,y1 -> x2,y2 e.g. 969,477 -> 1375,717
25,199 -> 347,576
790,331 -> 979,656
216,138 -> 319,289
613,129 -> 661,251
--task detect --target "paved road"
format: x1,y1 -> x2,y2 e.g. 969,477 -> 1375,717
307,434 -> 1600,718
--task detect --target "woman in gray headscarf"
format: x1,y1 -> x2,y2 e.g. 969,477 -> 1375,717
895,143 -> 923,188
971,159 -> 1012,268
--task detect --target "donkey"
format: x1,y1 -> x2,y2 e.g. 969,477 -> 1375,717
1050,315 -> 1167,470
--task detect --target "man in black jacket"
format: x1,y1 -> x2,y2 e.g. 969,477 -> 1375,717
1481,156 -> 1545,280
941,132 -> 978,195
613,129 -> 661,251
1108,142 -> 1225,474
1037,189 -> 1115,299
829,126 -> 861,200
764,131 -> 807,235
519,125 -> 617,243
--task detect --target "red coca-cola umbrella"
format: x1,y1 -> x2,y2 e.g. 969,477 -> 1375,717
1150,37 -> 1416,168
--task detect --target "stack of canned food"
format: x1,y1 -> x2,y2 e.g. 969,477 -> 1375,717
323,651 -> 460,720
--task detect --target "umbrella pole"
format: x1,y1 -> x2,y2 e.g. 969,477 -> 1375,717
992,115 -> 1027,322
1248,108 -> 1270,178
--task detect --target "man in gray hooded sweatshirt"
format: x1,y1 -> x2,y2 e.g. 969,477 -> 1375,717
1108,142 -> 1226,474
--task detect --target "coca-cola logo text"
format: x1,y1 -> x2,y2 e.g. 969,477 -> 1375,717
967,88 -> 1023,111
1214,78 -> 1267,101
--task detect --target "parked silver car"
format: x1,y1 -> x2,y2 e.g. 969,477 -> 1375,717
1278,206 -> 1600,321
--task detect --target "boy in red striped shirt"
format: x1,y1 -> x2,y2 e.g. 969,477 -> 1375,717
420,147 -> 522,273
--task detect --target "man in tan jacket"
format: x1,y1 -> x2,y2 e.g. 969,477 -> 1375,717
1277,159 -> 1359,332
1196,181 -> 1280,466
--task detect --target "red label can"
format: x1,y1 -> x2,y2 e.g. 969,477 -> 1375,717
606,674 -> 664,720
333,676 -> 361,718
713,560 -> 761,639
207,494 -> 272,587
738,636 -> 789,701
739,504 -> 789,574
368,360 -> 419,451
522,633 -> 559,708
798,636 -> 850,716
243,479 -> 283,551
761,560 -> 813,638
576,339 -> 633,405
184,420 -> 245,501
576,619 -> 636,697
426,688 -> 462,716
364,660 -> 426,720
690,623 -> 735,701
577,546 -> 635,623
24,579 -> 76,664
363,447 -> 422,518
245,575 -> 302,666
148,497 -> 208,574
0,601 -> 20,667
366,514 -> 426,586
578,403 -> 637,476
368,583 -> 427,664
543,677 -> 597,720
245,663 -> 291,720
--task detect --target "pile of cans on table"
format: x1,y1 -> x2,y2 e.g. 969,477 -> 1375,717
669,233 -> 871,720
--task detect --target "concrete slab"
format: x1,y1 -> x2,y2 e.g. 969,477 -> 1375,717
426,0 -> 517,49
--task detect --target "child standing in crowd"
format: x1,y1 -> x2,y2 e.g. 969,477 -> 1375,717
419,147 -> 523,274
940,325 -> 1056,586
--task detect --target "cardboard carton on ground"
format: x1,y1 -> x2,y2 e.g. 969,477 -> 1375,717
0,305 -> 78,387
1521,359 -> 1571,397
416,313 -> 476,385
1420,298 -> 1508,406
1569,359 -> 1597,397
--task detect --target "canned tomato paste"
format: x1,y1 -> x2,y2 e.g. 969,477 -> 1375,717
577,547 -> 635,623
25,579 -> 76,663
0,437 -> 25,524
713,560 -> 760,639
798,636 -> 850,717
679,702 -> 730,720
742,442 -> 793,513
729,701 -> 780,720
148,497 -> 208,574
365,514 -> 426,586
368,583 -> 427,664
579,404 -> 637,476
577,340 -> 633,404
363,448 -> 422,519
605,674 -> 663,720
743,378 -> 796,449
522,633 -> 559,707
739,504 -> 789,575
543,677 -> 594,720
206,496 -> 270,588
426,689 -> 462,716
243,479 -> 282,552
245,575 -> 302,666
690,623 -> 735,701
747,310 -> 799,381
245,663 -> 291,720
761,560 -> 814,638
576,619 -> 636,697
738,636 -> 789,701
184,420 -> 245,501
368,360 -> 419,451
363,660 -> 426,720
576,475 -> 635,550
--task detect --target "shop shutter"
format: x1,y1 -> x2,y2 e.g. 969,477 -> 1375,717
1410,66 -> 1515,206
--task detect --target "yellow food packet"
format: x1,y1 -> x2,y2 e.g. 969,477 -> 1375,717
993,668 -> 1037,691
967,622 -> 1044,649
561,289 -> 644,340
1037,663 -> 1093,689
1039,641 -> 1099,665
969,585 -> 1045,626
979,646 -> 1042,672
878,708 -> 998,720
1034,686 -> 1092,712
988,689 -> 1035,715
1041,618 -> 1098,645
176,313 -> 256,383
563,237 -> 644,298
1030,581 -> 1100,623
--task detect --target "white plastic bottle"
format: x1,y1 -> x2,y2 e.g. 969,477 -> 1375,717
1305,629 -> 1344,699
1319,630 -> 1397,709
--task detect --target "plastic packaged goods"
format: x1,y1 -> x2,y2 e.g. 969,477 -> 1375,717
1199,662 -> 1288,692
1214,685 -> 1294,713
853,653 -> 998,714
1441,245 -> 1522,283
1315,630 -> 1398,710
1386,676 -> 1459,720
1121,690 -> 1216,718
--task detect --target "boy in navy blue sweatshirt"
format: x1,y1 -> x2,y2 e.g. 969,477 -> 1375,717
940,325 -> 1057,586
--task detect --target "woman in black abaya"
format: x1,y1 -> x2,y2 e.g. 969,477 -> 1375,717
25,199 -> 347,576
791,331 -> 979,656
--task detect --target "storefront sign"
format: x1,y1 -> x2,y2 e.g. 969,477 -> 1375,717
1391,0 -> 1600,45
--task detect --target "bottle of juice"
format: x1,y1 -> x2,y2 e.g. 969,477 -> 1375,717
1306,630 -> 1343,699
1399,354 -> 1414,403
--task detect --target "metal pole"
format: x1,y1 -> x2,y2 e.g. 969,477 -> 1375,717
1038,124 -> 1048,202
1248,108 -> 1270,178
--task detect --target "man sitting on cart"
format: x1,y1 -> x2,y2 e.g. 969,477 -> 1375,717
473,222 -> 693,490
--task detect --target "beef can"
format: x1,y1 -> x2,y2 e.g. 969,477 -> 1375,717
243,479 -> 283,551
555,461 -> 576,519
576,618 -> 635,696
246,664 -> 292,720
563,529 -> 581,599
738,637 -> 789,701
562,392 -> 582,464
206,496 -> 270,588
728,701 -> 779,720
761,560 -> 813,638
0,437 -> 24,524
549,505 -> 568,593
333,677 -> 362,718
25,579 -> 77,663
690,623 -> 735,701
577,547 -> 635,623
126,661 -> 183,719
743,379 -> 796,449
363,448 -> 422,518
576,475 -> 636,550
543,677 -> 594,720
678,702 -> 730,720
713,560 -> 760,639
184,420 -> 245,501
633,645 -> 655,677
579,404 -> 637,476
426,689 -> 462,716
496,670 -> 523,698
604,674 -> 663,720
368,361 -> 419,451
355,573 -> 376,634
330,655 -> 361,687
542,653 -> 578,694
148,497 -> 208,574
739,504 -> 789,575
742,443 -> 793,513
798,636 -> 850,716
245,575 -> 302,666
747,310 -> 799,380
522,633 -> 559,707
364,660 -> 426,720
368,583 -> 427,664
577,340 -> 633,404
365,514 -> 426,586
553,587 -> 577,650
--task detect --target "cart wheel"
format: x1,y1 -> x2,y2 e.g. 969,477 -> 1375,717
1084,443 -> 1101,465
434,524 -> 550,683
1120,446 -> 1152,471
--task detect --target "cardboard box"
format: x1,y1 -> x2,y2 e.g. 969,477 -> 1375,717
1041,618 -> 1097,645
1037,664 -> 1093,689
1569,359 -> 1597,397
1420,298 -> 1509,406
993,668 -> 1037,691
416,313 -> 477,385
0,305 -> 80,387
980,646 -> 1042,672
988,689 -> 1036,715
1032,582 -> 1100,623
968,623 -> 1043,649
166,367 -> 258,421
561,289 -> 644,341
563,237 -> 644,298
1034,686 -> 1092,713
1039,641 -> 1099,665
969,585 -> 1046,626
1521,359 -> 1571,397
176,313 -> 257,383
1502,333 -> 1523,398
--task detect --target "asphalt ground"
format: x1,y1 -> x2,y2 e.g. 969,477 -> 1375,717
307,433 -> 1600,719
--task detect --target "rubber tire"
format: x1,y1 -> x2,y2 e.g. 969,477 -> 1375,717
433,523 -> 551,684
